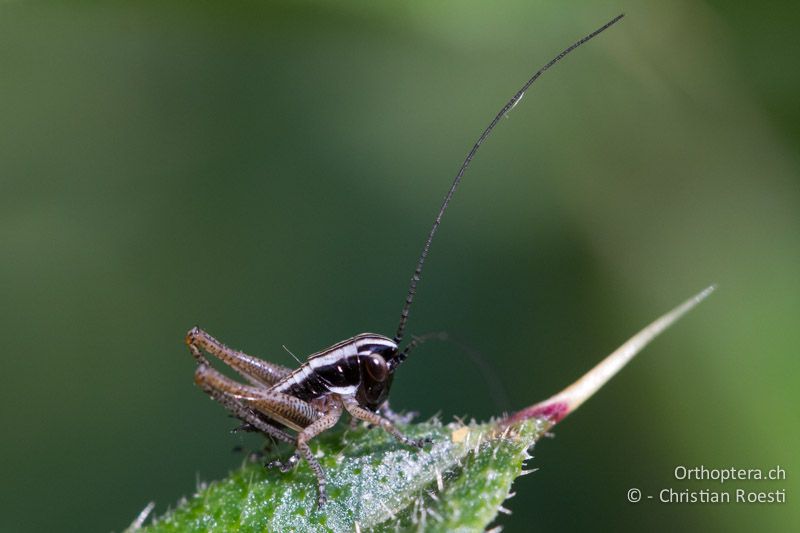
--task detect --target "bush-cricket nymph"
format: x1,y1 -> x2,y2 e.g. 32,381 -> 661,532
186,14 -> 624,507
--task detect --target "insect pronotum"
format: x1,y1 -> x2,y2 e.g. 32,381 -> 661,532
186,14 -> 625,507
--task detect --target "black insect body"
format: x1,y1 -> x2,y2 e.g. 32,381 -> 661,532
270,334 -> 400,410
187,14 -> 624,507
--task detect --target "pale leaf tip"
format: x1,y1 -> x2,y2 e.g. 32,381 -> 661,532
504,285 -> 716,427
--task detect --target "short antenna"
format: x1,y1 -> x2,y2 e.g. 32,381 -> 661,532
394,14 -> 625,344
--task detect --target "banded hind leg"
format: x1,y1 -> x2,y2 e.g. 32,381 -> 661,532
193,364 -> 296,445
194,364 -> 340,506
186,326 -> 292,386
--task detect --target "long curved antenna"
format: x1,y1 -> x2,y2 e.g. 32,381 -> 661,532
394,13 -> 625,344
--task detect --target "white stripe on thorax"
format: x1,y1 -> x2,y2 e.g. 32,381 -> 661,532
327,385 -> 357,395
308,344 -> 355,369
272,364 -> 314,393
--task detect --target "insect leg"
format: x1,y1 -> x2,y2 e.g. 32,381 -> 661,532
194,364 -> 295,445
195,363 -> 319,431
294,400 -> 343,507
186,326 -> 292,386
342,397 -> 427,448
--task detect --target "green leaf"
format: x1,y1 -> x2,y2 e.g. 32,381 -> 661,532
134,287 -> 714,533
140,419 -> 547,533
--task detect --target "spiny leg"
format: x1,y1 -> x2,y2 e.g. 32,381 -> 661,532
194,364 -> 295,445
295,400 -> 343,507
196,363 -> 318,430
342,397 -> 428,448
186,326 -> 293,386
195,360 -> 330,487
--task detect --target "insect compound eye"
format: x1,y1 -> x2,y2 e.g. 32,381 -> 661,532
364,355 -> 388,382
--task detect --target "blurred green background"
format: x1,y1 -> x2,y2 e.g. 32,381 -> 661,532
1,1 -> 798,531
